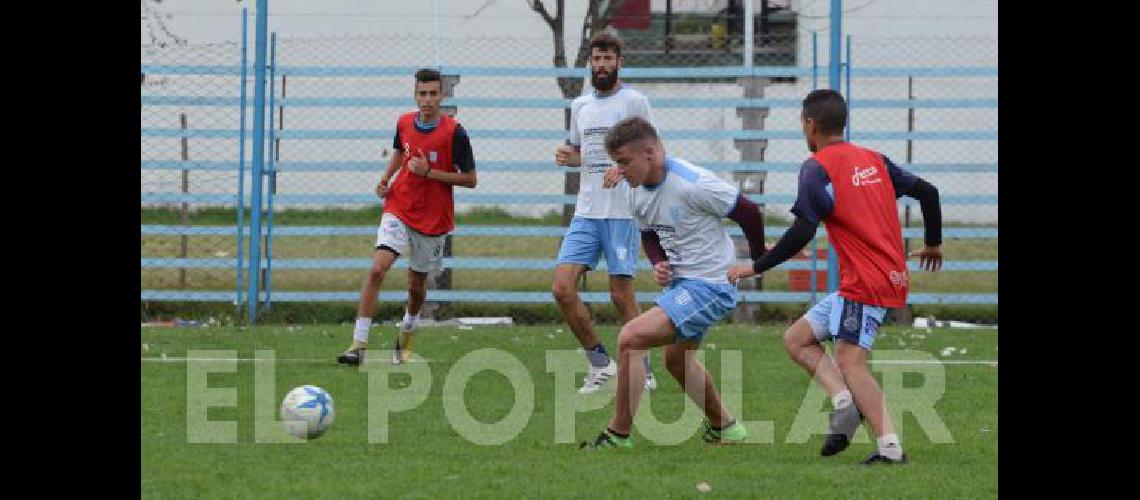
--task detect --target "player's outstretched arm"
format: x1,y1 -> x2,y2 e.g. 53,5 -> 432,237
725,194 -> 767,261
886,156 -> 943,271
904,178 -> 942,271
728,217 -> 817,284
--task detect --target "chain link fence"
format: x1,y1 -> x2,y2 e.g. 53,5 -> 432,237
141,25 -> 997,324
141,41 -> 246,305
846,35 -> 998,323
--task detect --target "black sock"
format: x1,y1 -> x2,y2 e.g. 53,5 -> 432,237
711,419 -> 736,432
606,427 -> 629,439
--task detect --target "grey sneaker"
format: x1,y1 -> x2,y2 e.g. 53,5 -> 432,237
336,347 -> 364,366
821,404 -> 863,456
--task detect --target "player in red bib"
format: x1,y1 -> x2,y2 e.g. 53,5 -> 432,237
337,68 -> 477,367
729,89 -> 943,465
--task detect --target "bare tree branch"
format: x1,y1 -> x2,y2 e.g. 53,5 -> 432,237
529,0 -> 557,29
463,0 -> 499,21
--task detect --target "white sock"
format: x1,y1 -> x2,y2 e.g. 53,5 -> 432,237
402,310 -> 421,332
876,434 -> 903,459
831,389 -> 853,410
353,317 -> 372,344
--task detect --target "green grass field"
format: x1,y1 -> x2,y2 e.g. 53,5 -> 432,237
141,324 -> 998,498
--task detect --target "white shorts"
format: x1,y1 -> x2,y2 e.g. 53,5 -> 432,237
375,213 -> 447,274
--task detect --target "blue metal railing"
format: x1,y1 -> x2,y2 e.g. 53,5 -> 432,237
141,7 -> 996,318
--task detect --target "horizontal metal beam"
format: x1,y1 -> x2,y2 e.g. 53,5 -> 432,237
140,289 -> 998,304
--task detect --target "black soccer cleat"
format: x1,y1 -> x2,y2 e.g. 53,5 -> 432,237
860,451 -> 907,465
821,434 -> 850,457
336,348 -> 364,366
579,429 -> 632,450
821,404 -> 863,456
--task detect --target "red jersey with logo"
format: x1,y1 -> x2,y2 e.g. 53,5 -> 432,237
791,142 -> 920,308
384,112 -> 465,236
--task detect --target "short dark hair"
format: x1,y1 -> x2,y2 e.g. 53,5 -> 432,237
802,89 -> 847,135
589,32 -> 623,58
415,68 -> 442,84
605,117 -> 658,154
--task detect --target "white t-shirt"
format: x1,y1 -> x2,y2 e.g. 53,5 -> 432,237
566,86 -> 654,219
628,156 -> 740,285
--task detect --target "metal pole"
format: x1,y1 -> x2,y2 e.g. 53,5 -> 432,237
264,32 -> 277,311
809,30 -> 818,304
825,0 -> 841,293
433,0 -> 441,68
236,7 -> 248,307
845,33 -> 851,141
905,75 -> 914,255
744,0 -> 754,69
247,0 -> 269,325
179,113 -> 190,290
812,31 -> 818,89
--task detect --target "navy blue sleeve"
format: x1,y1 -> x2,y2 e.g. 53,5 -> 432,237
452,124 -> 476,172
641,230 -> 667,265
789,159 -> 834,225
884,154 -> 942,245
392,123 -> 401,151
884,155 -> 919,197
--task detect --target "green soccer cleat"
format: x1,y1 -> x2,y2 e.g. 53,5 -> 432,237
702,419 -> 748,445
579,429 -> 633,450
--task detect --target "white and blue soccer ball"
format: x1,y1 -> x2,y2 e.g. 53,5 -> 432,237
280,385 -> 335,440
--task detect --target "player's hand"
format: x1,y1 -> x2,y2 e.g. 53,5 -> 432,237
375,176 -> 390,198
908,244 -> 943,272
727,263 -> 757,284
554,145 -> 580,167
602,166 -> 625,188
408,148 -> 431,177
652,261 -> 673,286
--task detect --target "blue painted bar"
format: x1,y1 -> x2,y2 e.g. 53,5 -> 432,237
142,95 -> 996,110
246,0 -> 268,325
141,192 -> 995,206
264,31 -> 278,311
235,7 -> 248,306
810,30 -> 818,304
827,0 -> 842,294
142,289 -> 997,305
141,225 -> 998,239
143,127 -> 997,141
140,160 -> 999,174
140,64 -> 996,79
141,256 -> 998,273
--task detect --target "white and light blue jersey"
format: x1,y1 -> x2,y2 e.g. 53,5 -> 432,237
628,156 -> 740,285
567,86 -> 653,219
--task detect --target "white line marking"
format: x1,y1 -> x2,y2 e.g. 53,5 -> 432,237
141,357 -> 438,363
870,360 -> 997,365
141,357 -> 995,366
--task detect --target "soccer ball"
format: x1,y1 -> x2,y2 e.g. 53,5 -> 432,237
280,385 -> 335,440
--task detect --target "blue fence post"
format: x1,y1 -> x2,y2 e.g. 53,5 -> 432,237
236,8 -> 248,307
809,30 -> 819,305
845,34 -> 852,140
246,0 -> 269,325
264,32 -> 278,311
826,0 -> 842,293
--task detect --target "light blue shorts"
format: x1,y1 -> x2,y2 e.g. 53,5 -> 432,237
656,278 -> 738,344
556,216 -> 640,277
804,292 -> 889,350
